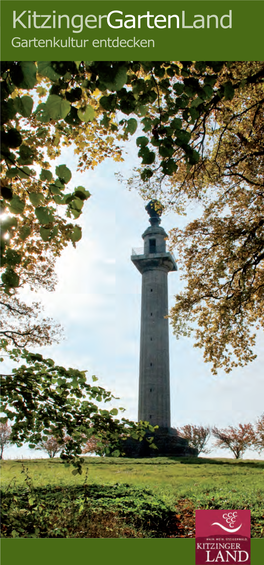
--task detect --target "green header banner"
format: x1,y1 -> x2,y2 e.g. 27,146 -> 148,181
1,539 -> 264,565
1,0 -> 264,60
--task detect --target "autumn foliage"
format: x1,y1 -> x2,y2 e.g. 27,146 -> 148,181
178,425 -> 211,455
82,435 -> 109,456
0,421 -> 12,459
1,60 -> 263,370
254,414 -> 264,454
212,423 -> 255,459
35,434 -> 71,458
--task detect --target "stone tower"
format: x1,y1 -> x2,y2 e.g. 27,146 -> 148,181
129,200 -> 196,457
131,200 -> 176,429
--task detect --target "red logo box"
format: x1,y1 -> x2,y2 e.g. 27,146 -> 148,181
196,509 -> 251,564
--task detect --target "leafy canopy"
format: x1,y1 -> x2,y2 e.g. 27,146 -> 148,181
0,349 -> 155,472
1,59 -> 264,373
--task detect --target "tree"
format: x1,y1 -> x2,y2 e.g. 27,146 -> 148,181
0,293 -> 62,353
0,421 -> 12,459
178,424 -> 211,455
0,60 -> 245,291
0,349 -> 155,472
143,62 -> 264,373
82,435 -> 109,457
212,423 -> 255,459
253,414 -> 264,454
35,434 -> 70,458
2,60 -> 263,372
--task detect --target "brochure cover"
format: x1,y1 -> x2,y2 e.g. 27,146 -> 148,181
1,1 -> 263,564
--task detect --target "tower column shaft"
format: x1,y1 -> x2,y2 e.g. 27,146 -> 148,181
138,267 -> 171,428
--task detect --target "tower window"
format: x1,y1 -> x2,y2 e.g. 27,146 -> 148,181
150,388 -> 152,392
150,362 -> 152,366
149,239 -> 156,253
150,313 -> 153,316
150,289 -> 153,292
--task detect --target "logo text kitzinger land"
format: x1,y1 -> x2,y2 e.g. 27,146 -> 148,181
196,510 -> 251,565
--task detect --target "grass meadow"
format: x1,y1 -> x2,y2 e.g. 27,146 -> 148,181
1,456 -> 264,538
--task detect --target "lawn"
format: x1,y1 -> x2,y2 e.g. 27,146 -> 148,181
1,456 -> 263,538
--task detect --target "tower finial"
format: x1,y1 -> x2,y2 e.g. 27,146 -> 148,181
145,200 -> 164,226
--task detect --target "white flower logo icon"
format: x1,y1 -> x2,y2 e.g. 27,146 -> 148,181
211,511 -> 242,532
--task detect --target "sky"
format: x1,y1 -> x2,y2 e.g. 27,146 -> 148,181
4,133 -> 264,461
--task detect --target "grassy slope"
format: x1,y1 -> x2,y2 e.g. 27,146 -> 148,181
1,456 -> 264,538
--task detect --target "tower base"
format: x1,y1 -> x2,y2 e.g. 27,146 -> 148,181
119,427 -> 197,458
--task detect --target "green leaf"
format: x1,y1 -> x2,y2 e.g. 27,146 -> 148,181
137,105 -> 148,117
171,118 -> 182,130
34,103 -> 50,124
136,136 -> 149,147
161,159 -> 178,175
17,167 -> 34,180
45,95 -> 71,120
6,168 -> 19,179
141,168 -> 153,182
53,194 -> 65,205
74,186 -> 91,201
19,226 -> 31,240
100,114 -> 111,128
125,118 -> 138,135
77,105 -> 95,122
173,83 -> 184,95
36,127 -> 47,139
13,96 -> 34,118
40,227 -> 52,241
55,164 -> 72,184
64,194 -> 75,204
13,62 -> 37,89
37,61 -> 61,81
188,149 -> 200,165
70,226 -> 82,243
35,207 -> 54,225
18,144 -> 35,163
111,450 -> 121,457
52,179 -> 65,189
21,62 -> 37,88
99,94 -> 117,112
204,75 -> 217,87
1,99 -> 16,124
1,268 -> 19,288
142,118 -> 152,132
8,196 -> 25,214
5,249 -> 21,266
159,145 -> 174,158
139,147 -> 155,165
29,193 -> 44,207
103,66 -> 127,91
69,198 -> 83,212
191,97 -> 203,108
40,169 -> 53,182
176,130 -> 191,144
203,85 -> 214,98
110,408 -> 118,416
224,81 -> 235,100
49,185 -> 62,195
189,107 -> 200,122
